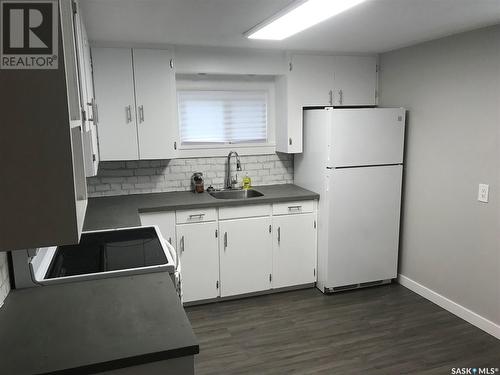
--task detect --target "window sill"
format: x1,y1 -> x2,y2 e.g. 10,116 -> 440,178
176,144 -> 276,158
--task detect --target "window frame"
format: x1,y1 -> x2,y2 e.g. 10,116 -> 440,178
175,76 -> 276,157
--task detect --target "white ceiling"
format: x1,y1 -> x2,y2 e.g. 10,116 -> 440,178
80,0 -> 500,53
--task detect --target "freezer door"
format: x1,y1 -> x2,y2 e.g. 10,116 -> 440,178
329,108 -> 405,167
326,165 -> 402,288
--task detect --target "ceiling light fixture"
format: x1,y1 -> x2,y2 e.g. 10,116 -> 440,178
246,0 -> 367,41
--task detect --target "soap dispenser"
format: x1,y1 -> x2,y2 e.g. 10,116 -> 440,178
242,173 -> 252,190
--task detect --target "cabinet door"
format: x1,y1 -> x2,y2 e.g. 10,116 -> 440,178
73,4 -> 99,176
176,222 -> 219,303
80,17 -> 99,175
92,48 -> 139,160
219,217 -> 272,297
289,54 -> 335,107
272,213 -> 316,288
133,49 -> 178,159
333,56 -> 377,106
139,211 -> 176,246
276,55 -> 334,154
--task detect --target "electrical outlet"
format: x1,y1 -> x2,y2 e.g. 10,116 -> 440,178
478,184 -> 489,203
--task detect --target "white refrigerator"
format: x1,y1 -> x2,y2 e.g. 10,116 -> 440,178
295,107 -> 406,293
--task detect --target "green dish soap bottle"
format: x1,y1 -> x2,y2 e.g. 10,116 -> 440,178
242,173 -> 252,190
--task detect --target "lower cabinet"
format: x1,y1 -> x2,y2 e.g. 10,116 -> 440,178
176,221 -> 219,303
218,217 -> 272,297
138,200 -> 317,304
272,213 -> 317,289
139,211 -> 176,246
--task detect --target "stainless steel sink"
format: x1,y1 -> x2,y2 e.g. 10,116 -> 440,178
209,189 -> 264,200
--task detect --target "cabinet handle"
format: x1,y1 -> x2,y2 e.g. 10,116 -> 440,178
188,213 -> 205,219
224,232 -> 227,249
329,90 -> 333,105
174,141 -> 177,150
87,98 -> 99,124
180,235 -> 185,253
125,105 -> 132,123
138,105 -> 144,123
168,237 -> 172,245
289,137 -> 292,146
174,240 -> 180,269
94,101 -> 99,124
338,89 -> 343,105
277,227 -> 281,244
288,205 -> 302,212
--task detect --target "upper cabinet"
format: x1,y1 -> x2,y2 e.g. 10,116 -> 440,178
332,56 -> 378,107
288,54 -> 335,108
72,2 -> 99,176
92,48 -> 139,160
0,0 -> 87,251
276,54 -> 378,153
276,55 -> 335,153
92,47 -> 178,161
133,49 -> 178,159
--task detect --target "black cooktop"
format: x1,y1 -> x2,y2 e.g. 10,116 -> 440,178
46,227 -> 167,279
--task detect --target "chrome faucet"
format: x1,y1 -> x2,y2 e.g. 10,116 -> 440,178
225,151 -> 242,189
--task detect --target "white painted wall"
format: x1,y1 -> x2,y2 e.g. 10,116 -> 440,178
379,25 -> 500,325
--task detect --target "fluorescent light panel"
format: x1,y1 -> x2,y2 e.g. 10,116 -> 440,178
247,0 -> 367,40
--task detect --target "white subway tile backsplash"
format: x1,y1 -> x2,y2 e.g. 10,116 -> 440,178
87,154 -> 294,197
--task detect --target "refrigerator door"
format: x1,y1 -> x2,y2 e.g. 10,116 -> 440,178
326,165 -> 402,288
329,108 -> 405,167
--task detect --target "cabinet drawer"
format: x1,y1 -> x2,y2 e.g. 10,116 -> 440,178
176,208 -> 217,224
272,200 -> 314,215
218,204 -> 271,220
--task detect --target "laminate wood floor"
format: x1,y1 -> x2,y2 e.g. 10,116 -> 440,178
185,284 -> 500,374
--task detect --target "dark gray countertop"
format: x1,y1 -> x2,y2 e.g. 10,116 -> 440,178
84,184 -> 319,231
0,272 -> 199,375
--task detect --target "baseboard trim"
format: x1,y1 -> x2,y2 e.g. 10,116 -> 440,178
397,274 -> 499,340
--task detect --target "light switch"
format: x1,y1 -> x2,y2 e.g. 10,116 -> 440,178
478,184 -> 489,203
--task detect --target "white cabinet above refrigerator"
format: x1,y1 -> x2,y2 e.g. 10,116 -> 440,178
276,54 -> 378,154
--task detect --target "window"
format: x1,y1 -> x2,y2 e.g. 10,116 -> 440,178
178,90 -> 268,146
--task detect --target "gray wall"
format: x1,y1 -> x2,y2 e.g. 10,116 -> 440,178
87,154 -> 293,197
379,25 -> 500,324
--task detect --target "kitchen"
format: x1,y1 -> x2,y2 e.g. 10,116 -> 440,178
0,0 -> 499,374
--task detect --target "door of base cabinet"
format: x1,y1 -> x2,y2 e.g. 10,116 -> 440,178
139,211 -> 176,246
272,213 -> 316,288
219,217 -> 272,297
176,222 -> 219,303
